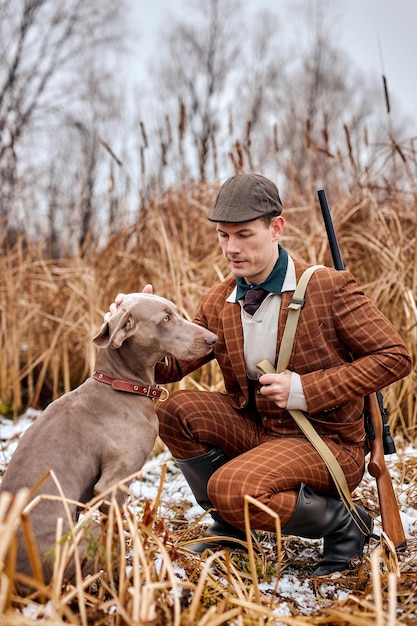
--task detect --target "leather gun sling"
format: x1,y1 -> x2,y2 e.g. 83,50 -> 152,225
257,265 -> 367,530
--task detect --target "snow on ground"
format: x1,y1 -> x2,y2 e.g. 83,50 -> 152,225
1,409 -> 417,619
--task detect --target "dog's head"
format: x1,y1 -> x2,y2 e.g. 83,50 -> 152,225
93,293 -> 217,361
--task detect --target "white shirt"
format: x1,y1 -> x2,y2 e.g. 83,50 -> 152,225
227,255 -> 308,411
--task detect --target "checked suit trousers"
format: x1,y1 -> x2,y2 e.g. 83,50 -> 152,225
157,389 -> 365,530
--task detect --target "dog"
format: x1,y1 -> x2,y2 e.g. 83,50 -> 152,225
0,293 -> 217,589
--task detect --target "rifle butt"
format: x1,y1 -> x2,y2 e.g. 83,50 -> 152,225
374,468 -> 407,550
366,393 -> 407,550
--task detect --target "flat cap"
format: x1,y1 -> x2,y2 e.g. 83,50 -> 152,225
207,173 -> 283,223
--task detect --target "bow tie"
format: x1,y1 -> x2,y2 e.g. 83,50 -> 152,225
242,287 -> 269,315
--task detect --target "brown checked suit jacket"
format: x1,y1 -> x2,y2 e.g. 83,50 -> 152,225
155,259 -> 411,444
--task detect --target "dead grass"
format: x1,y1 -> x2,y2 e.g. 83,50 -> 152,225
0,136 -> 416,622
1,178 -> 415,435
0,447 -> 416,625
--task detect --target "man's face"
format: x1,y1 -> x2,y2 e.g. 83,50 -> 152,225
216,216 -> 285,284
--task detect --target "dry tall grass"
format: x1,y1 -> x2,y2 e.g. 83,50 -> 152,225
0,139 -> 416,623
0,455 -> 416,624
1,177 -> 415,435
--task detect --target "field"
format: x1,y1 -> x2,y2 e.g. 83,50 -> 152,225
0,167 -> 416,623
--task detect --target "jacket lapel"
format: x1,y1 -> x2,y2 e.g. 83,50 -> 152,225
222,261 -> 307,392
222,300 -> 249,396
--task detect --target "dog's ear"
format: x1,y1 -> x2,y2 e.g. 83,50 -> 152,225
93,311 -> 136,349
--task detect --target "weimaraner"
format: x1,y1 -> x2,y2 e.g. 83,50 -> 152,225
1,293 -> 217,590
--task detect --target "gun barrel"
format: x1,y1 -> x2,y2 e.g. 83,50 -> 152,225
317,189 -> 345,271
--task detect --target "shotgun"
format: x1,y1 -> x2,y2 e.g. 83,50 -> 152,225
317,189 -> 406,550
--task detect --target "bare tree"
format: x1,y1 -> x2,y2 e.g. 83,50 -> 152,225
137,0 -> 411,196
147,0 -> 243,182
227,8 -> 288,175
270,0 -> 408,194
0,0 -> 126,243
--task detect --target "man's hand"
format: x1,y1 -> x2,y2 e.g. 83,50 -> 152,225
104,284 -> 154,321
259,371 -> 292,408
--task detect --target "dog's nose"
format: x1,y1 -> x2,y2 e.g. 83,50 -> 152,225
205,332 -> 217,347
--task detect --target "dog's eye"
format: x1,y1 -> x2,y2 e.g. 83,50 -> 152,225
163,314 -> 170,322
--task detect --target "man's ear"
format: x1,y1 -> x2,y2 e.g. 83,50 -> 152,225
271,215 -> 285,240
93,311 -> 135,349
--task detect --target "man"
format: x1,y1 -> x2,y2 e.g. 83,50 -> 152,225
109,173 -> 411,576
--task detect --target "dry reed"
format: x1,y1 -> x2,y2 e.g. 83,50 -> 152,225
1,175 -> 415,436
0,134 -> 416,623
0,452 -> 416,624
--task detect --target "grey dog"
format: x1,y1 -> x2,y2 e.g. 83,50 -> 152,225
1,293 -> 217,589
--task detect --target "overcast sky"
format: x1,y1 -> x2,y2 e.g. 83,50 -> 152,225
127,0 -> 417,134
340,0 -> 417,121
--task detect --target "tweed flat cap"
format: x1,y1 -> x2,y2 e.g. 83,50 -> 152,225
207,173 -> 283,222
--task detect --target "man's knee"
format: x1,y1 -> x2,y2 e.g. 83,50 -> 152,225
207,463 -> 292,530
156,390 -> 186,440
207,467 -> 246,526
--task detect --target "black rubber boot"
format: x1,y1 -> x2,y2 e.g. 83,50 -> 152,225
282,484 -> 373,576
175,448 -> 247,552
